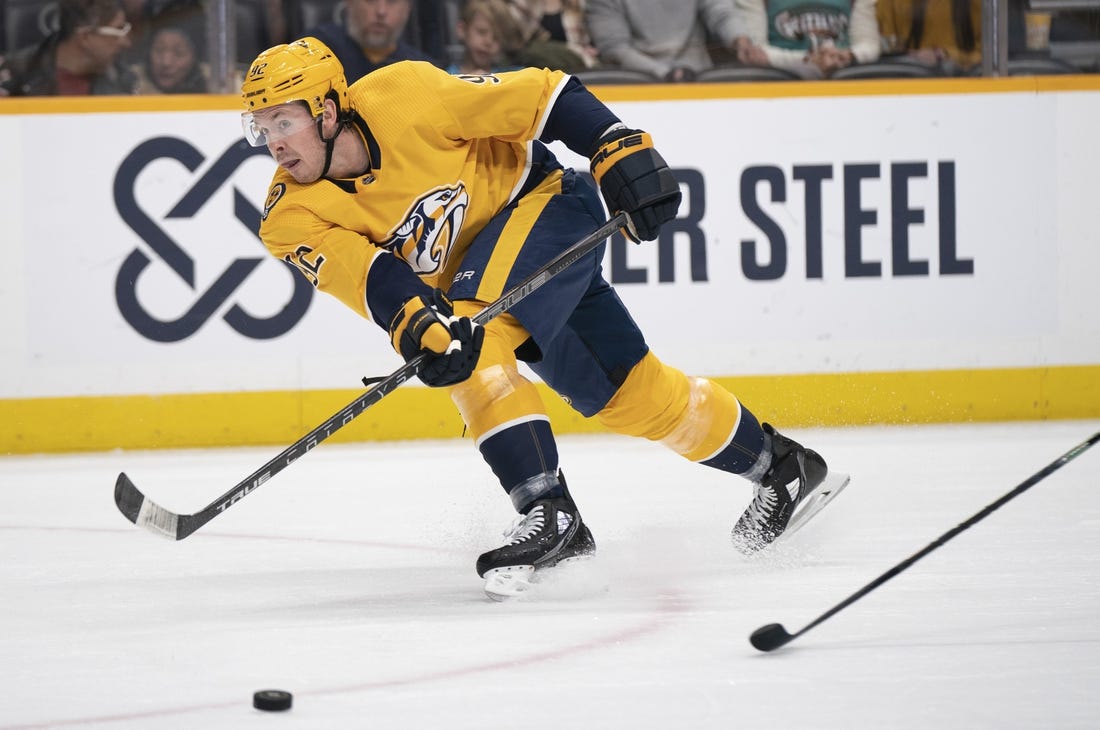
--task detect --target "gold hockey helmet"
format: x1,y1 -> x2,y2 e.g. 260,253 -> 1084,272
240,37 -> 349,146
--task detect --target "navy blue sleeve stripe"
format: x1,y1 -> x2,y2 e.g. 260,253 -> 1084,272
539,76 -> 621,159
365,252 -> 433,331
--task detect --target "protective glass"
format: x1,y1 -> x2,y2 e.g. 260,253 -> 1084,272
241,103 -> 317,147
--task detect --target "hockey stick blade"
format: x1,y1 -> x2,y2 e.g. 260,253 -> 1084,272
114,214 -> 628,541
750,623 -> 795,652
750,430 -> 1100,653
115,472 -> 181,540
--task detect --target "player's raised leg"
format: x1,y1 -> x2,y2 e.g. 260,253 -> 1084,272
592,348 -> 846,554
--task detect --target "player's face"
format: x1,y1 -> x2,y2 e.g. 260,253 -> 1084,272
251,104 -> 325,183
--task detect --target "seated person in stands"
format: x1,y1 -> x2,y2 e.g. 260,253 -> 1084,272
132,8 -> 210,93
878,0 -> 981,74
0,0 -> 138,96
734,0 -> 880,79
504,0 -> 599,72
584,0 -> 753,82
448,0 -> 521,75
304,0 -> 440,81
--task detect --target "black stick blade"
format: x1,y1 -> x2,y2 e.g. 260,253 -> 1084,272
114,473 -> 144,524
750,623 -> 794,652
114,473 -> 180,540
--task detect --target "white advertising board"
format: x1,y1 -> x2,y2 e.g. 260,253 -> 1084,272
1,87 -> 1098,400
581,90 -> 1082,377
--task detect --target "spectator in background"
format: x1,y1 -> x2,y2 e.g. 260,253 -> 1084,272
734,0 -> 880,79
132,7 -> 209,92
126,0 -> 288,66
120,0 -> 156,65
448,0 -> 521,74
585,0 -> 752,82
304,0 -> 440,82
878,0 -> 981,74
0,0 -> 138,96
411,0 -> 451,63
504,0 -> 599,71
261,0 -> 290,49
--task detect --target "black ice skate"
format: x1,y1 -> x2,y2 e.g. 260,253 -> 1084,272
476,473 -> 595,600
732,424 -> 850,554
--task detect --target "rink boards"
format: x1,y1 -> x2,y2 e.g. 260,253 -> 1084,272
1,76 -> 1098,453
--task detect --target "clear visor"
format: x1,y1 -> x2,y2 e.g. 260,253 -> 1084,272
241,102 -> 317,147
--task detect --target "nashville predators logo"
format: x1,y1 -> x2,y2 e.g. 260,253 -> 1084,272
382,183 -> 469,274
262,183 -> 285,221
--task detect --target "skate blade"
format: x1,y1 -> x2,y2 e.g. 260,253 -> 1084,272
780,471 -> 851,540
483,565 -> 536,602
482,555 -> 596,602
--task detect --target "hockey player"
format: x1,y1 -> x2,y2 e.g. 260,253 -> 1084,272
240,37 -> 845,598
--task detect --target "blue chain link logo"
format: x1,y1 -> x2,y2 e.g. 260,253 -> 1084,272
114,137 -> 313,343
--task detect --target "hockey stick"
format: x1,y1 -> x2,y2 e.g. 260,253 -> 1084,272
749,430 -> 1100,652
114,213 -> 628,541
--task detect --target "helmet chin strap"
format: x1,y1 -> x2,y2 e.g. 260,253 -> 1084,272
314,109 -> 366,179
315,115 -> 344,179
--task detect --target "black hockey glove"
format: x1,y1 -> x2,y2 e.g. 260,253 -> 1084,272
389,290 -> 484,387
590,127 -> 681,242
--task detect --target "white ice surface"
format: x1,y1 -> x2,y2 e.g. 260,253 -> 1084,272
2,421 -> 1099,729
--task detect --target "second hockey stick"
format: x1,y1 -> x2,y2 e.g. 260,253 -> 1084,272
750,430 -> 1100,652
114,213 -> 627,541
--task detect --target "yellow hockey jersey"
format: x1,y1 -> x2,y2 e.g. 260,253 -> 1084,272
258,62 -> 576,325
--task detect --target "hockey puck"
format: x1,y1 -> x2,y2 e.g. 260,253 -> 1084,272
253,689 -> 293,712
